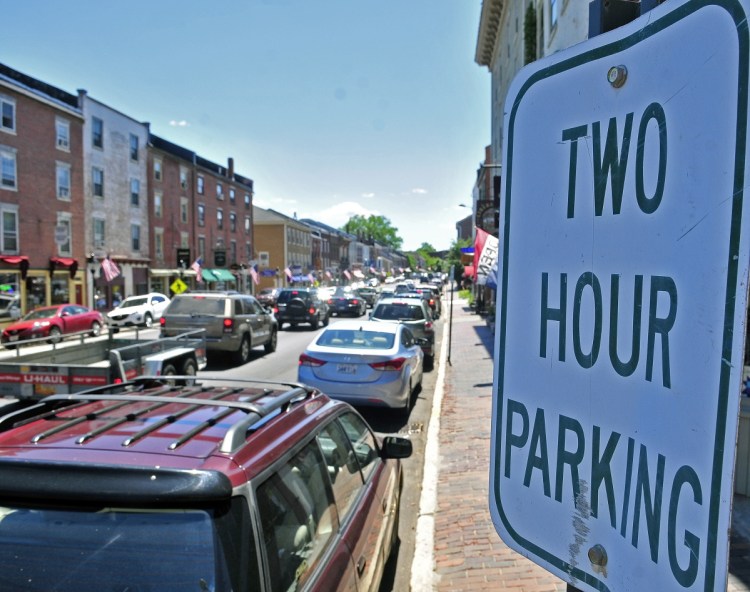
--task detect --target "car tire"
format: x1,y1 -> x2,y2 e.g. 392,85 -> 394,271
310,315 -> 319,330
264,329 -> 277,353
161,363 -> 177,376
90,321 -> 102,337
424,354 -> 435,372
235,335 -> 251,365
322,313 -> 330,327
48,326 -> 62,344
181,358 -> 197,376
143,313 -> 153,328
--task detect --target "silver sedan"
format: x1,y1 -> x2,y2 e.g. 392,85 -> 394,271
297,320 -> 424,416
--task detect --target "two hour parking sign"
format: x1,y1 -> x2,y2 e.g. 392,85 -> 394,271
489,0 -> 750,590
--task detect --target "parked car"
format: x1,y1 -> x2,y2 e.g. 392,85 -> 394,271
159,291 -> 277,365
1,303 -> 104,347
107,292 -> 171,328
355,286 -> 380,307
369,297 -> 435,370
0,376 -> 412,592
415,284 -> 442,318
257,287 -> 279,308
0,294 -> 20,320
327,286 -> 367,317
298,320 -> 424,416
274,287 -> 330,330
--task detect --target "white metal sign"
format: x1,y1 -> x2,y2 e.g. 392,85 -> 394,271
489,1 -> 750,590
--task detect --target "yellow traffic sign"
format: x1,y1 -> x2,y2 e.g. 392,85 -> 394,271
170,278 -> 188,294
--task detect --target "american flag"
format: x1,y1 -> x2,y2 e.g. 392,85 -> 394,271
101,256 -> 120,282
343,270 -> 351,280
284,267 -> 292,280
249,265 -> 259,285
191,258 -> 203,282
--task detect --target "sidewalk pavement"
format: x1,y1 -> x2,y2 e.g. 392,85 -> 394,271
412,291 -> 750,591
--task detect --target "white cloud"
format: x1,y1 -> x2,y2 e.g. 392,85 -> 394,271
169,120 -> 190,127
361,192 -> 375,198
411,188 -> 428,195
305,201 -> 380,229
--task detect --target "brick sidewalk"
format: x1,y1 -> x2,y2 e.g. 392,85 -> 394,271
431,294 -> 750,591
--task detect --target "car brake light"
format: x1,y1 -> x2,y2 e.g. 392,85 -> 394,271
352,299 -> 360,305
223,318 -> 233,333
159,317 -> 166,327
273,306 -> 279,314
370,358 -> 406,371
299,353 -> 326,367
309,307 -> 316,315
425,321 -> 434,332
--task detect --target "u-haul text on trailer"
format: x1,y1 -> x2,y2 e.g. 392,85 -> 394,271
489,0 -> 750,590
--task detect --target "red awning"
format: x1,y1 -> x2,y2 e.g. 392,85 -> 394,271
49,257 -> 79,278
0,256 -> 29,279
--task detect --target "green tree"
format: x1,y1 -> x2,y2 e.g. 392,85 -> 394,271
341,215 -> 403,250
416,242 -> 442,271
446,238 -> 472,282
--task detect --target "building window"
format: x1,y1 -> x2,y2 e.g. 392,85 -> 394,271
180,167 -> 189,191
244,216 -> 250,234
198,237 -> 205,260
92,117 -> 103,149
56,214 -> 72,257
0,147 -> 17,190
56,118 -> 70,151
229,188 -> 235,204
197,204 -> 205,227
130,178 -> 140,206
154,191 -> 163,218
56,163 -> 71,200
93,217 -> 106,248
131,224 -> 141,251
92,167 -> 104,197
154,228 -> 164,260
0,205 -> 18,252
217,209 -> 224,230
216,183 -> 223,199
197,175 -> 204,194
129,133 -> 139,161
230,212 -> 237,233
180,197 -> 188,224
154,159 -> 162,181
0,96 -> 16,134
180,232 -> 189,248
244,193 -> 250,208
230,241 -> 237,265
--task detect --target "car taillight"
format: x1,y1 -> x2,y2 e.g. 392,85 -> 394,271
425,321 -> 434,332
159,317 -> 166,327
370,358 -> 406,371
429,298 -> 435,306
352,299 -> 360,305
223,318 -> 234,333
299,353 -> 326,367
273,306 -> 279,314
309,307 -> 316,315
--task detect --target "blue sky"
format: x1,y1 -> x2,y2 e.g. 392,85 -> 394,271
3,0 -> 490,252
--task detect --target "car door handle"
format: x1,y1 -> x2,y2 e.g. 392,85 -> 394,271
357,556 -> 366,576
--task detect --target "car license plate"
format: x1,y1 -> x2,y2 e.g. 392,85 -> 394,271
8,335 -> 18,342
337,364 -> 356,374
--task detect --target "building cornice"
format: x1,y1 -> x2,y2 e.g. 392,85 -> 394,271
475,0 -> 504,69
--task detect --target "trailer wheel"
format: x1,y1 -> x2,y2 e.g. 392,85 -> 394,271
181,358 -> 197,376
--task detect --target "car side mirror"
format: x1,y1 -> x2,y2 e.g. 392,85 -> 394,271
381,436 -> 413,459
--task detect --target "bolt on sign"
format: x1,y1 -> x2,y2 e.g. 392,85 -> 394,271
489,0 -> 750,590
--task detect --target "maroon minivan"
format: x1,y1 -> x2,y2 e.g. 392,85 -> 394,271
0,377 -> 412,591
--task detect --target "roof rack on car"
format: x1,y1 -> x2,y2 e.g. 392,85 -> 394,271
0,377 -> 318,454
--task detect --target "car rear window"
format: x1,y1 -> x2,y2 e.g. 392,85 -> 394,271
168,297 -> 226,315
372,303 -> 424,321
316,329 -> 395,349
277,290 -> 309,304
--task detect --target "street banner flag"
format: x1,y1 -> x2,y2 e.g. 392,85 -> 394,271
343,269 -> 351,280
249,265 -> 259,285
101,256 -> 120,282
325,270 -> 332,279
474,228 -> 498,288
191,258 -> 203,283
284,267 -> 292,281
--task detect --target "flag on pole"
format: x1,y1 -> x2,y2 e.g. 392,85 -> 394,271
101,256 -> 121,282
191,258 -> 203,283
284,267 -> 292,281
343,270 -> 351,280
249,265 -> 259,285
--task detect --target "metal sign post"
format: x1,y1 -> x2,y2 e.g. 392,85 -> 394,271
489,0 -> 750,589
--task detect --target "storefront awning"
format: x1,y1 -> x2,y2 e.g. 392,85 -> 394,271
49,257 -> 78,278
0,256 -> 30,279
203,268 -> 236,282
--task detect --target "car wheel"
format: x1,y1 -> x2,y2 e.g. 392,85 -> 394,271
234,335 -> 251,365
264,329 -> 277,353
48,326 -> 62,344
90,321 -> 102,337
310,315 -> 319,330
181,358 -> 197,376
322,313 -> 330,327
424,354 -> 435,372
400,380 -> 412,418
143,313 -> 153,328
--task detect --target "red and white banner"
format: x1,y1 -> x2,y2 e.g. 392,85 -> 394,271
101,257 -> 121,282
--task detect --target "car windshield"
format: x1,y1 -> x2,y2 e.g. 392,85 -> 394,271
317,329 -> 395,349
119,297 -> 148,308
0,505 -> 241,592
23,308 -> 58,321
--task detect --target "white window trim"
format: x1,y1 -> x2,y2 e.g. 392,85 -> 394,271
154,227 -> 164,260
154,158 -> 162,181
56,162 -> 71,201
130,178 -> 140,207
131,223 -> 142,252
92,166 -> 104,198
0,95 -> 16,135
154,191 -> 163,218
55,118 -> 70,151
93,217 -> 106,248
56,212 -> 72,256
0,145 -> 18,191
0,203 -> 19,254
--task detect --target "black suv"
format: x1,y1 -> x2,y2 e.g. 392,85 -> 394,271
0,376 -> 413,591
274,288 -> 330,330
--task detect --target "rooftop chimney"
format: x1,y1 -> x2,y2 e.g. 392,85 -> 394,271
228,157 -> 234,179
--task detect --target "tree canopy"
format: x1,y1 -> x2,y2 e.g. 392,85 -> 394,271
341,215 -> 403,250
